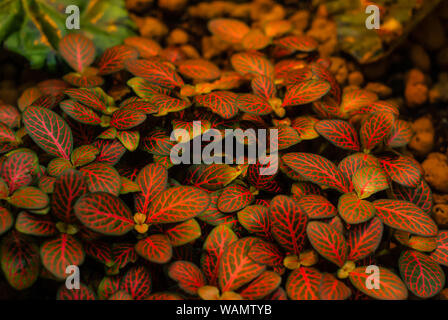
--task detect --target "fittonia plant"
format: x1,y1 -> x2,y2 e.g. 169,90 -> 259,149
0,15 -> 445,300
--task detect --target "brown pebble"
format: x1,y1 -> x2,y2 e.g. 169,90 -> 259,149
410,44 -> 431,72
348,71 -> 364,86
433,204 -> 448,226
422,153 -> 448,193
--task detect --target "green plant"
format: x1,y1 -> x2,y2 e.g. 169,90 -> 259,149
0,0 -> 135,69
0,14 -> 446,301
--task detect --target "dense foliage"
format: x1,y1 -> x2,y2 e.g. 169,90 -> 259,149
0,16 -> 446,300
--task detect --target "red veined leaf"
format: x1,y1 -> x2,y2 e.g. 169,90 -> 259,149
112,243 -> 138,270
251,75 -> 276,100
80,162 -> 121,196
40,233 -> 84,279
354,100 -> 400,117
286,267 -> 322,300
117,131 -> 140,152
119,266 -> 152,300
360,112 -> 395,152
93,139 -> 126,165
60,100 -> 101,125
135,234 -> 173,264
185,164 -> 241,191
71,145 -> 100,168
15,211 -> 56,236
393,179 -> 432,215
120,176 -> 140,194
168,260 -> 206,295
395,231 -> 437,253
349,266 -> 407,300
218,237 -> 265,292
135,163 -> 168,215
38,175 -> 55,194
64,88 -> 108,113
307,221 -> 347,267
296,194 -> 336,219
63,72 -> 104,88
125,59 -> 184,89
340,89 -> 378,115
47,158 -> 72,177
145,292 -> 182,300
267,287 -> 288,300
247,240 -> 284,269
242,29 -> 271,50
37,79 -> 69,96
319,273 -> 351,300
0,103 -> 20,128
142,130 -> 176,156
59,33 -> 95,73
315,119 -> 360,151
338,192 -> 376,224
399,250 -> 445,298
237,205 -> 271,239
217,185 -> 254,213
373,199 -> 437,236
148,94 -> 190,115
98,276 -> 121,300
282,80 -> 330,108
23,106 -> 73,160
329,216 -> 344,235
98,127 -> 117,139
282,152 -> 350,193
97,45 -> 139,75
198,191 -> 236,227
146,186 -> 210,224
7,149 -> 36,182
237,93 -> 273,115
231,52 -> 274,78
352,166 -> 389,199
0,122 -> 16,144
195,91 -> 238,120
18,87 -> 42,111
124,36 -> 161,58
380,156 -> 421,188
57,283 -> 96,300
31,93 -> 63,109
201,225 -> 238,286
109,290 -> 133,300
430,231 -> 448,267
239,271 -> 281,300
1,231 -> 40,290
121,97 -> 159,115
284,67 -> 313,86
52,169 -> 88,223
74,192 -> 134,236
347,217 -> 383,261
275,35 -> 318,52
208,19 -> 250,44
84,241 -> 113,266
0,206 -> 13,235
387,119 -> 413,148
178,59 -> 220,81
269,195 -> 308,255
127,77 -> 171,101
165,219 -> 201,246
246,161 -> 281,193
110,109 -> 146,131
274,59 -> 306,80
338,152 -> 380,186
9,186 -> 49,210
